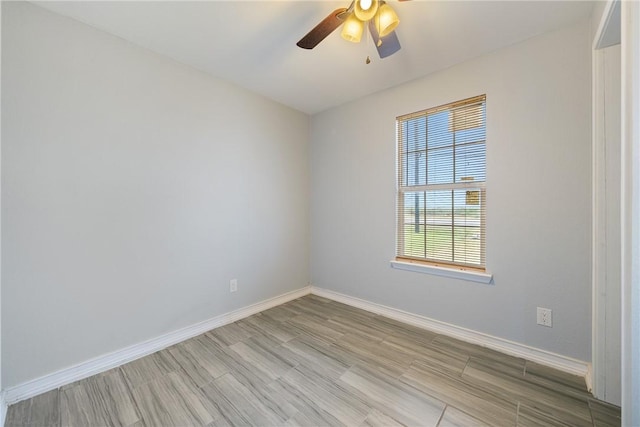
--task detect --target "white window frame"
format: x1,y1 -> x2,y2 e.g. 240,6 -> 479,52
392,95 -> 492,284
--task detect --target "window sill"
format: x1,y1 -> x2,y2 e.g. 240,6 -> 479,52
390,260 -> 493,284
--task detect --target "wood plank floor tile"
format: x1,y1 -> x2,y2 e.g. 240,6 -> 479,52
206,322 -> 253,346
261,305 -> 300,323
359,408 -> 405,427
131,371 -> 219,426
198,334 -> 276,386
292,296 -> 377,324
284,314 -> 345,344
283,408 -> 340,427
201,373 -> 298,425
282,364 -> 372,426
400,360 -> 518,426
523,361 -> 590,402
5,389 -> 60,427
318,299 -> 378,320
525,361 -> 588,391
238,313 -> 299,343
431,335 -> 526,370
282,336 -> 352,380
60,385 -> 107,427
379,335 -> 469,376
295,333 -> 361,367
200,373 -> 285,426
235,322 -> 288,350
462,359 -> 592,426
61,368 -> 140,427
318,303 -> 376,324
333,333 -> 414,378
305,294 -> 333,304
339,364 -> 446,427
589,399 -> 622,427
167,338 -> 229,388
199,380 -> 253,426
516,403 -> 575,427
285,299 -> 333,320
371,315 -> 439,345
120,350 -> 180,390
438,405 -> 491,427
228,339 -> 297,381
86,368 -> 140,426
256,380 -> 300,420
275,378 -> 344,427
469,356 -> 526,379
203,418 -> 232,427
326,314 -> 391,341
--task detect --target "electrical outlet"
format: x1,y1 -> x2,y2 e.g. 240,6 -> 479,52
230,279 -> 238,293
536,307 -> 552,327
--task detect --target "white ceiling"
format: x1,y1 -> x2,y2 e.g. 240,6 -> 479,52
34,1 -> 595,115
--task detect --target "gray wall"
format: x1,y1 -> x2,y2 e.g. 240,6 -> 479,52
2,1 -> 309,388
310,21 -> 592,361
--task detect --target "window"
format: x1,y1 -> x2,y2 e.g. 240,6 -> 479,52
396,95 -> 486,271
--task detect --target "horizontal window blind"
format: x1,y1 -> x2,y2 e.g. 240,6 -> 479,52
396,95 -> 486,269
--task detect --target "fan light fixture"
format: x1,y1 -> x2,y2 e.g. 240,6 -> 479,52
341,0 -> 399,45
341,14 -> 365,42
295,0 -> 402,59
354,0 -> 379,21
375,3 -> 400,37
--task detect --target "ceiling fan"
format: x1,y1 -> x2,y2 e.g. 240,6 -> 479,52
297,0 -> 405,59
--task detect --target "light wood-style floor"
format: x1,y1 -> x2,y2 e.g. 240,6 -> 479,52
6,295 -> 621,427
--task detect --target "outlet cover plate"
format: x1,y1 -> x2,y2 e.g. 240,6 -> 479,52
230,279 -> 238,293
536,307 -> 552,327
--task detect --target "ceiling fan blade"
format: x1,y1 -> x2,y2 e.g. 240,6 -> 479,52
368,20 -> 401,58
297,8 -> 348,50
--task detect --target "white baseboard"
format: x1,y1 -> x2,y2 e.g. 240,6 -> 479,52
585,363 -> 594,393
3,285 -> 311,405
310,286 -> 591,379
